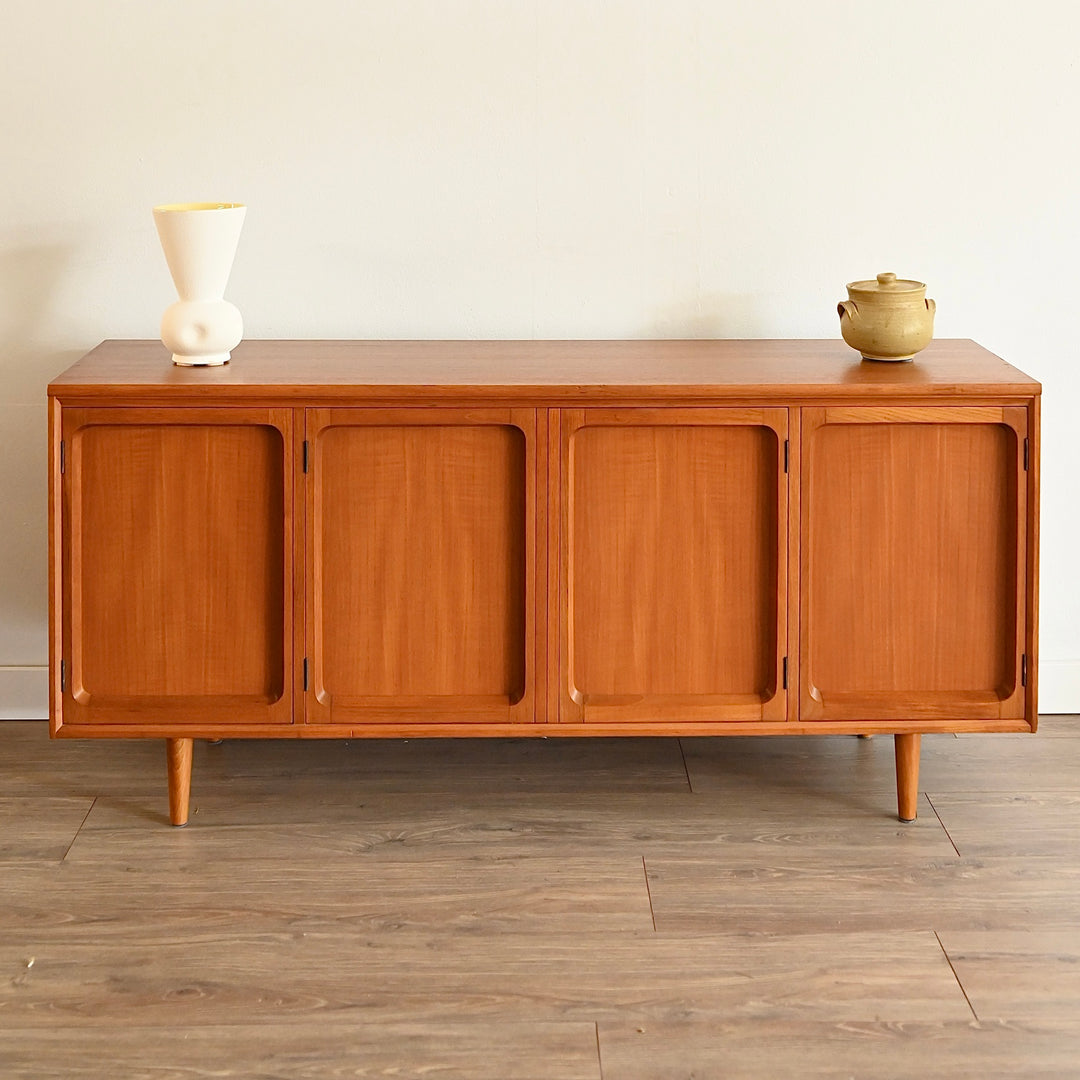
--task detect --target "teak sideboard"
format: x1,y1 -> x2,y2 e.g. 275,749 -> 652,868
48,339 -> 1041,826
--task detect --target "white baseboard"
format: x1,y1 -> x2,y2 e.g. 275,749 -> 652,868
1039,659 -> 1080,715
0,666 -> 48,720
1,661 -> 1077,722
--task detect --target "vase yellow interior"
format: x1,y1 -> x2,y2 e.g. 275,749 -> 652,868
153,202 -> 245,212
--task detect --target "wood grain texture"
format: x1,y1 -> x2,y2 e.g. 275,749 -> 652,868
48,339 -> 1041,403
643,853 -> 1080,934
50,717 -> 1035,739
786,406 -> 802,724
0,856 -> 654,938
801,407 -> 1026,721
896,733 -> 921,821
1,721 -> 171,797
61,791 -> 958,863
4,718 -> 1079,1077
49,341 -> 1040,741
596,1019 -> 1080,1080
926,792 -> 1080,858
561,408 -> 786,722
953,716 -> 1079,737
0,930 -> 970,1027
61,408 -> 292,728
307,408 -> 533,724
0,1022 -> 602,1080
48,397 -> 62,741
0,797 -> 92,863
47,340 -> 1041,829
939,931 -> 1080,1021
1028,395 -> 1041,729
535,407 -> 551,731
166,737 -> 192,826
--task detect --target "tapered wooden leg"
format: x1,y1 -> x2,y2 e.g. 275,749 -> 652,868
166,738 -> 193,827
894,733 -> 921,823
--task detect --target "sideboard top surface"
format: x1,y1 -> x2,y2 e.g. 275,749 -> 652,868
49,338 -> 1041,403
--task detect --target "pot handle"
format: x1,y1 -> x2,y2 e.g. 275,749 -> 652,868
925,297 -> 936,315
838,300 -> 859,323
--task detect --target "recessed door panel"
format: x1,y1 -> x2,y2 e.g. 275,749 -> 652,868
63,409 -> 292,725
801,406 -> 1027,721
560,409 -> 788,723
308,409 -> 535,724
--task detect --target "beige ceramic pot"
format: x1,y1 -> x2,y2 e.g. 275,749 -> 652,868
838,272 -> 936,362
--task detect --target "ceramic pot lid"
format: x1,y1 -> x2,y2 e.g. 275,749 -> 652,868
847,271 -> 926,296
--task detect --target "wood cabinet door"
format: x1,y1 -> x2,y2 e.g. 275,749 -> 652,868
558,408 -> 789,724
800,406 -> 1028,723
306,409 -> 536,725
60,408 -> 294,728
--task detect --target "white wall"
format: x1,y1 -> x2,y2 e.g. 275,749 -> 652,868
1,0 -> 1077,715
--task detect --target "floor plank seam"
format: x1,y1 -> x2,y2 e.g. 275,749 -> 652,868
935,929 -> 979,1021
60,797 -> 97,864
677,738 -> 692,791
642,856 -> 657,932
925,793 -> 962,858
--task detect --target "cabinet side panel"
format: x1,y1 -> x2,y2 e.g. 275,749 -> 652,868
570,423 -> 778,698
73,424 -> 285,701
317,424 -> 527,698
49,398 -> 63,732
1027,397 -> 1040,730
808,421 -> 1016,696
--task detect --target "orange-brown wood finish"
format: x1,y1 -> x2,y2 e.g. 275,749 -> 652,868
1027,395 -> 1041,732
166,736 -> 193,826
800,406 -> 1027,723
48,340 -> 1041,825
60,407 -> 294,728
895,733 -> 922,822
559,408 -> 787,723
305,408 -> 535,725
49,338 -> 1040,403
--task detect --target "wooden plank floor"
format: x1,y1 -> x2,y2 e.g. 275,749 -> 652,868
1,719 -> 1078,1078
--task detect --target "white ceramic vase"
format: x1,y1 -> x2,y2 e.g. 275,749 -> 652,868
153,202 -> 246,366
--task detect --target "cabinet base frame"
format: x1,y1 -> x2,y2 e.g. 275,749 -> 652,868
56,718 -> 1034,740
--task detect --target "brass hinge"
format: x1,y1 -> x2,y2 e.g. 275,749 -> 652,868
60,440 -> 65,474
783,439 -> 789,474
782,656 -> 788,690
1021,654 -> 1027,687
303,657 -> 309,692
303,440 -> 309,473
60,660 -> 66,693
1023,437 -> 1029,471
